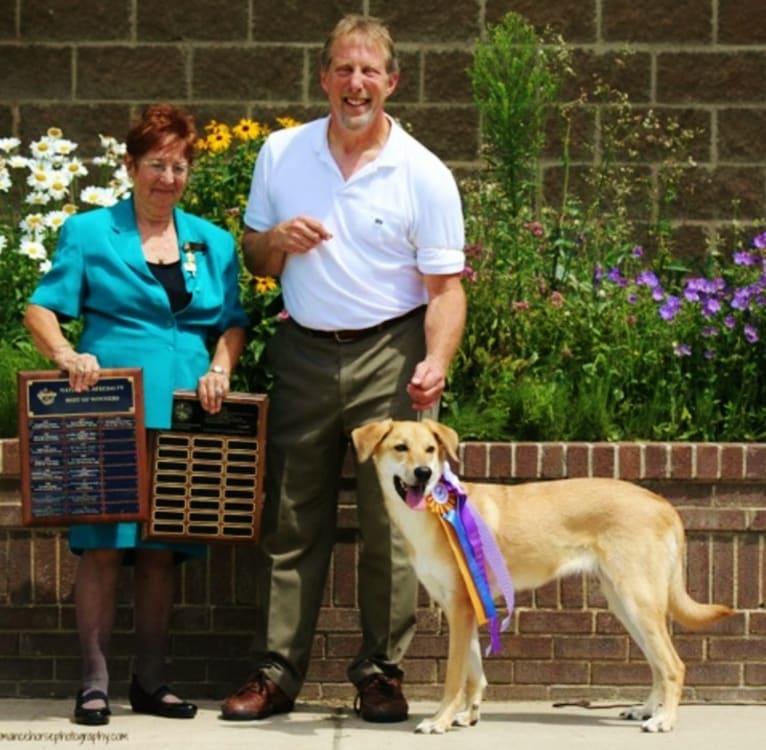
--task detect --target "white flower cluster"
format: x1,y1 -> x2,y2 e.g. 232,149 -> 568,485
0,128 -> 132,273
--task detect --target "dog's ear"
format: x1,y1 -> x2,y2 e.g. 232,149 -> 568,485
351,419 -> 394,463
422,419 -> 459,461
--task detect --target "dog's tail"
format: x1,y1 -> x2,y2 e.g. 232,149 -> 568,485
668,529 -> 736,630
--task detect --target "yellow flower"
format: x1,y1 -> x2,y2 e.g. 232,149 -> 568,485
205,122 -> 232,153
276,116 -> 300,130
46,127 -> 63,138
233,118 -> 265,141
254,276 -> 277,294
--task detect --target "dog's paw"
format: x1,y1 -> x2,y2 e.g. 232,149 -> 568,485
619,705 -> 653,721
453,706 -> 480,727
415,718 -> 449,734
640,714 -> 675,733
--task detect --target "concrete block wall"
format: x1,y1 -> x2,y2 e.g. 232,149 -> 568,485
1,1 -> 766,252
1,436 -> 764,703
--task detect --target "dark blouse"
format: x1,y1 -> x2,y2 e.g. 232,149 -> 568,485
147,260 -> 191,313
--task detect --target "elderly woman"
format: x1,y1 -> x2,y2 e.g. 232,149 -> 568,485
23,104 -> 249,725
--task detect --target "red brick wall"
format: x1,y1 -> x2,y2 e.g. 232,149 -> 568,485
1,437 -> 764,703
2,0 -> 766,252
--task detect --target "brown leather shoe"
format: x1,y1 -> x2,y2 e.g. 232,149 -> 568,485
220,672 -> 294,721
354,673 -> 409,723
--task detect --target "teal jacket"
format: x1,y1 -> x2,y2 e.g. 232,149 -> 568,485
30,197 -> 249,429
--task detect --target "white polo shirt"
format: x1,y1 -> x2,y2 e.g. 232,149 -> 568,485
244,116 -> 465,331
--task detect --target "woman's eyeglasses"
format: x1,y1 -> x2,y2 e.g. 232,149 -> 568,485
143,160 -> 189,176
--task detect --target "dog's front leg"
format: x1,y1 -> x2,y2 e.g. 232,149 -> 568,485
453,627 -> 486,727
416,595 -> 477,734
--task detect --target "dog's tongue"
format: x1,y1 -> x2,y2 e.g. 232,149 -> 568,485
406,487 -> 427,510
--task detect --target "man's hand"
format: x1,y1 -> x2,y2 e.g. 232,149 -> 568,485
273,216 -> 333,255
407,358 -> 446,411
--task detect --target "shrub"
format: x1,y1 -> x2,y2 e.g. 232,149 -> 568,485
182,117 -> 299,393
441,12 -> 766,441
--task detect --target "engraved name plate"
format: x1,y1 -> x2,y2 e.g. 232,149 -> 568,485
18,369 -> 148,526
144,390 -> 268,544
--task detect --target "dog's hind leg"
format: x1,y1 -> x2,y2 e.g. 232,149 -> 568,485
415,595 -> 476,734
598,570 -> 684,732
453,626 -> 486,727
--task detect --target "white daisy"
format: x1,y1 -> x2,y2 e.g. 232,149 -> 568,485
80,185 -> 120,207
64,158 -> 88,178
44,210 -> 70,231
25,191 -> 51,206
19,237 -> 48,260
0,137 -> 20,153
53,139 -> 77,157
47,169 -> 72,200
29,138 -> 54,160
20,213 -> 46,235
26,163 -> 55,191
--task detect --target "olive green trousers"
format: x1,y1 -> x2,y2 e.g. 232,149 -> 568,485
251,310 -> 428,698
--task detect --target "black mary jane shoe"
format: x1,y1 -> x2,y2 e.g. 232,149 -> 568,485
129,675 -> 198,719
74,689 -> 111,726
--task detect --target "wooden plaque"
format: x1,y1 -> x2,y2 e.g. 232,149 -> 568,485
18,368 -> 148,526
143,390 -> 268,544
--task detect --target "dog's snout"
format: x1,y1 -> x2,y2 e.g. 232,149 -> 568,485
414,466 -> 432,484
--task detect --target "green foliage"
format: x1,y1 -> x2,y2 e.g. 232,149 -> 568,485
0,340 -> 49,437
442,13 -> 766,441
181,117 -> 299,393
0,130 -> 130,344
468,13 -> 570,215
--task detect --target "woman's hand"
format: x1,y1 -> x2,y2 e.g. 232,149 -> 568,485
197,368 -> 230,414
54,347 -> 101,392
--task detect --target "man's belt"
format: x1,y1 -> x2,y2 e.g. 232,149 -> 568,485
290,305 -> 425,343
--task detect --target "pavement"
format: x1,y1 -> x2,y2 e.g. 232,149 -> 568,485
0,698 -> 763,749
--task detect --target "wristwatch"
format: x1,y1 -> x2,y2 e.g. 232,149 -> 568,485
210,365 -> 229,376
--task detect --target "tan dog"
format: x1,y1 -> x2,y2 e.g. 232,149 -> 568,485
351,418 -> 735,734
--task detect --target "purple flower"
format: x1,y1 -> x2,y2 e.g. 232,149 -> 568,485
724,314 -> 736,329
636,270 -> 660,288
731,287 -> 754,310
704,349 -> 716,360
659,295 -> 682,321
734,250 -> 756,266
652,287 -> 665,302
701,298 -> 721,317
673,342 -> 692,357
752,231 -> 766,250
593,264 -> 604,285
607,266 -> 624,284
744,324 -> 759,344
685,277 -> 723,298
701,326 -> 719,338
684,285 -> 700,302
632,245 -> 644,257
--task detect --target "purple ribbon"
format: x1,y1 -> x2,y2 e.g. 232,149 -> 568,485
441,463 -> 515,655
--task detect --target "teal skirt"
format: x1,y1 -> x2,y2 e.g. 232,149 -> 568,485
69,522 -> 205,564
